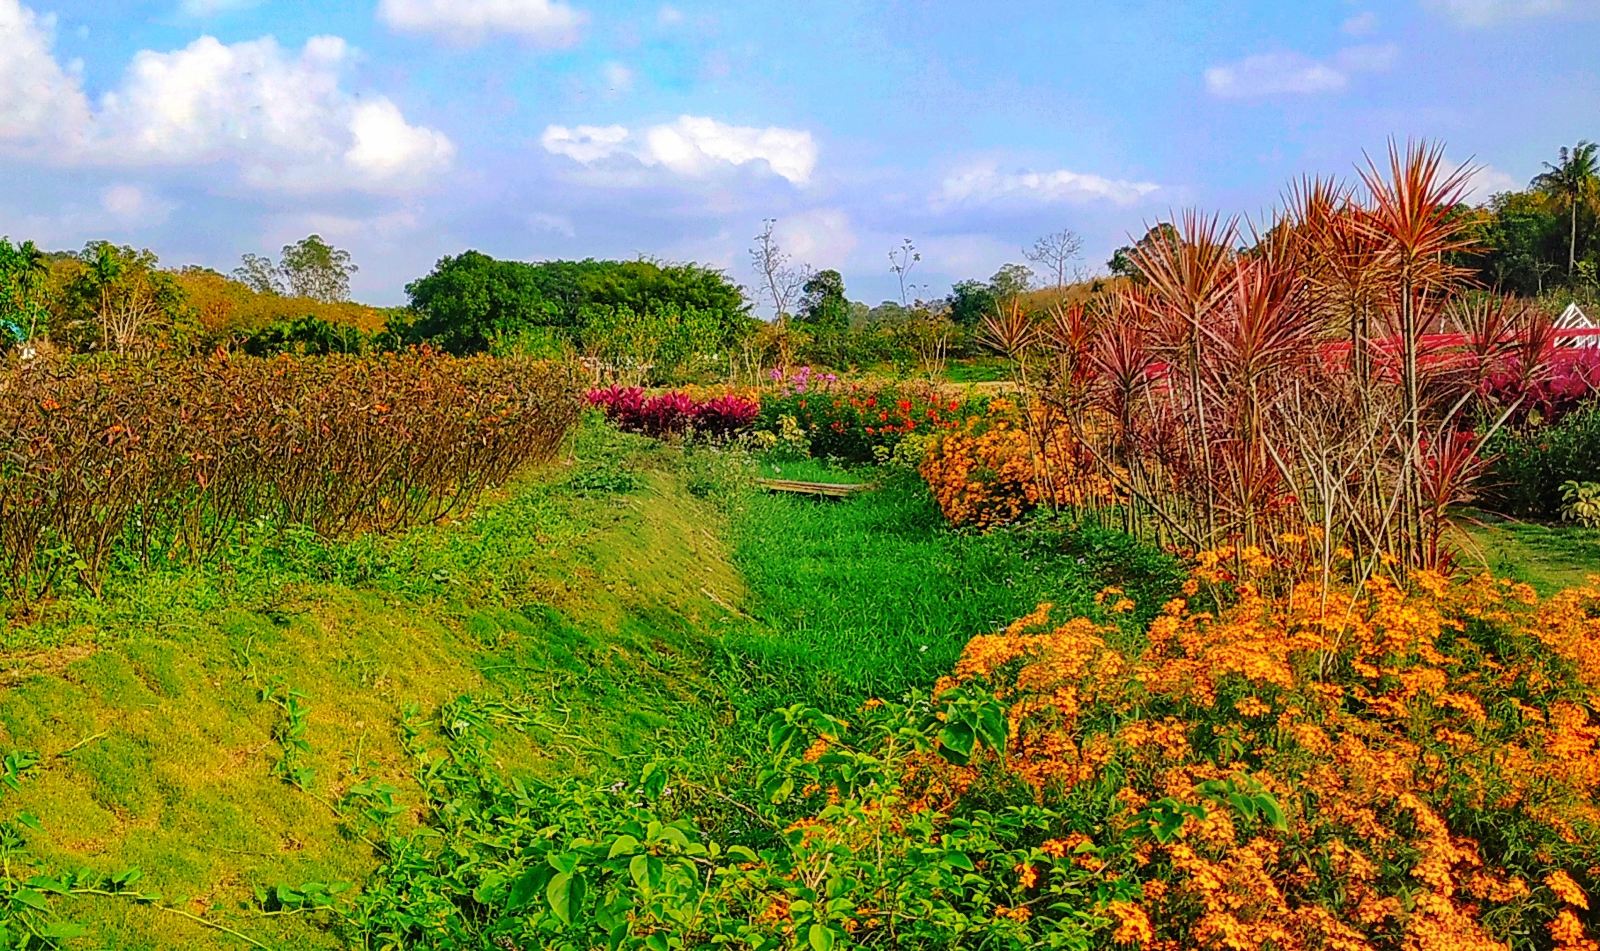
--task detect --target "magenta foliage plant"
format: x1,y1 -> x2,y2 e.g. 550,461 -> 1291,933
587,386 -> 759,440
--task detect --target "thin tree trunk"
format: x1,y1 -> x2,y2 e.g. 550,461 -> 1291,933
1572,200 -> 1580,276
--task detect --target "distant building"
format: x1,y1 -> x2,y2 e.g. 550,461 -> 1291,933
1555,302 -> 1600,347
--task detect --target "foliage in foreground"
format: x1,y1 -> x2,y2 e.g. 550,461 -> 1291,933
927,549 -> 1600,951
0,352 -> 583,600
340,691 -> 1120,950
336,547 -> 1600,950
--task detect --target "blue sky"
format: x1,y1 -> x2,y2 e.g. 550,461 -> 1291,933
2,0 -> 1597,308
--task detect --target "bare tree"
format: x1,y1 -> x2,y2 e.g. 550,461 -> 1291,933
889,237 -> 921,306
1023,227 -> 1084,289
750,219 -> 807,322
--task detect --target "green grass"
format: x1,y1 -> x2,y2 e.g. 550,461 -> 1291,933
0,421 -> 1176,948
941,357 -> 1012,384
722,462 -> 1180,713
1454,509 -> 1600,594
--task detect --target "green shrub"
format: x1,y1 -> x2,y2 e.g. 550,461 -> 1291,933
1482,404 -> 1600,517
340,690 -> 1118,951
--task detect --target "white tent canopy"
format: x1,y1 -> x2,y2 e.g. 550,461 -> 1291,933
1555,302 -> 1599,347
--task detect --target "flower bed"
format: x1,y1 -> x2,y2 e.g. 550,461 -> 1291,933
755,367 -> 978,463
920,399 -> 1119,527
917,550 -> 1600,950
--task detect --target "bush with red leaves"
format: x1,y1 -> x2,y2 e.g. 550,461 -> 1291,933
587,386 -> 759,440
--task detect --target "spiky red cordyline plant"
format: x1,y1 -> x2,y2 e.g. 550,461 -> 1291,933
1011,140 -> 1513,590
1355,141 -> 1478,560
1124,211 -> 1241,540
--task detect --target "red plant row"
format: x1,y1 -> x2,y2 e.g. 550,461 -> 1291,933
586,385 -> 759,439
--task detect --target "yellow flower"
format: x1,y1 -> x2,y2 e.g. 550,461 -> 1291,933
1548,870 -> 1590,910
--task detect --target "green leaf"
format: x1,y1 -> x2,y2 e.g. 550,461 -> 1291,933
658,826 -> 690,849
546,870 -> 586,926
808,923 -> 835,951
629,854 -> 653,891
38,923 -> 88,940
943,852 -> 974,871
12,889 -> 48,911
24,876 -> 66,895
726,845 -> 759,864
1255,793 -> 1288,832
1227,792 -> 1257,820
937,721 -> 975,765
976,704 -> 1007,753
548,852 -> 580,875
546,872 -> 574,925
607,834 -> 640,859
507,868 -> 543,911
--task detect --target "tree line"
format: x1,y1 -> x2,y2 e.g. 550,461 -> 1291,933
3,139 -> 1592,370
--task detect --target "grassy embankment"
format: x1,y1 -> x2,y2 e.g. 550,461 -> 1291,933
0,420 -> 1173,948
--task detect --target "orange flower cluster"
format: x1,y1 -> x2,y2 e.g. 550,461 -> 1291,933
931,550 -> 1600,950
920,400 -> 1119,528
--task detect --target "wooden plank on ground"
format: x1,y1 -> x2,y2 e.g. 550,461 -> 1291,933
756,478 -> 868,498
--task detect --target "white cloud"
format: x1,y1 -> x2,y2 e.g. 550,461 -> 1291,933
541,124 -> 631,164
773,209 -> 857,270
178,0 -> 261,15
0,8 -> 453,195
1204,44 -> 1397,98
377,0 -> 585,46
657,4 -> 684,26
541,115 -> 818,186
600,61 -> 634,96
100,184 -> 174,224
1463,163 -> 1519,203
938,161 -> 1159,207
345,99 -> 455,186
529,211 -> 575,237
1341,11 -> 1379,34
1422,0 -> 1585,27
0,0 -> 92,150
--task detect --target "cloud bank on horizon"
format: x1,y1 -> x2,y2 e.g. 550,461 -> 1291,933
1,0 -> 1597,307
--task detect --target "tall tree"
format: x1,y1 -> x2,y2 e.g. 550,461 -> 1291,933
1532,141 -> 1600,277
279,234 -> 358,302
66,242 -> 188,353
1023,228 -> 1084,288
233,252 -> 286,296
944,279 -> 996,328
749,219 -> 807,321
989,263 -> 1035,302
797,268 -> 849,331
1108,223 -> 1181,283
0,238 -> 49,344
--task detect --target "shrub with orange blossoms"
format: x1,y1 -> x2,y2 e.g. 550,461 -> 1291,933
921,399 -> 1120,528
921,549 -> 1600,951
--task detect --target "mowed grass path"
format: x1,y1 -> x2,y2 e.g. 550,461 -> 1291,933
725,459 -> 1178,713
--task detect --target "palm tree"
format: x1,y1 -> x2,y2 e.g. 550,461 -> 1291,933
0,238 -> 49,343
1533,140 -> 1600,277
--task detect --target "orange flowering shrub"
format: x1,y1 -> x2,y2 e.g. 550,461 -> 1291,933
921,399 -> 1119,527
925,552 -> 1600,950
